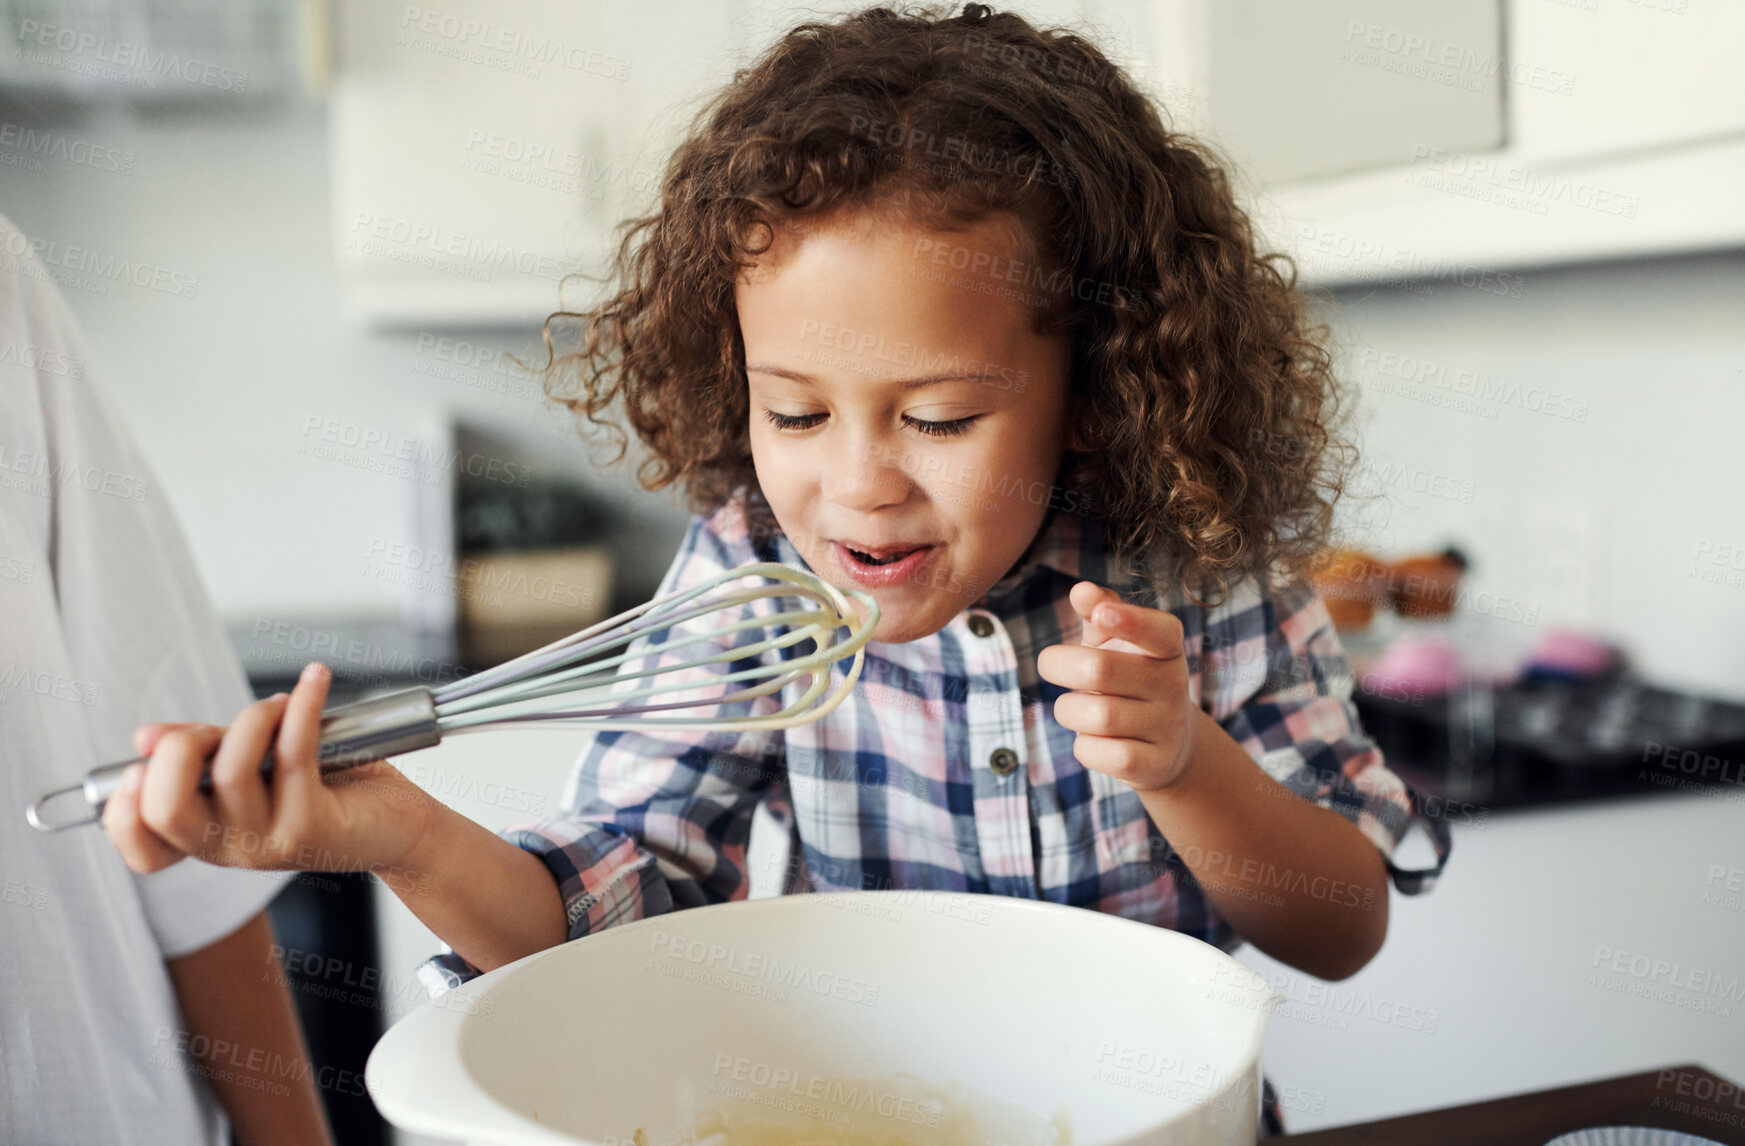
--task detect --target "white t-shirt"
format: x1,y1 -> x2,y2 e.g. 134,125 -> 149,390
0,211 -> 292,1144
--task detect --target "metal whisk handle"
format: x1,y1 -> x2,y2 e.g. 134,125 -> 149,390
25,686 -> 443,833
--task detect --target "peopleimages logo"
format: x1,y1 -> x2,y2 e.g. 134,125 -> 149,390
709,1055 -> 943,1128
1409,146 -> 1640,218
0,663 -> 101,707
347,211 -> 577,283
15,19 -> 250,92
1588,944 -> 1743,1017
398,5 -> 631,79
1341,21 -> 1576,96
0,338 -> 84,379
646,930 -> 880,1006
0,229 -> 199,299
1293,225 -> 1526,299
1353,344 -> 1590,423
0,440 -> 150,503
796,318 -> 1029,393
0,122 -> 134,175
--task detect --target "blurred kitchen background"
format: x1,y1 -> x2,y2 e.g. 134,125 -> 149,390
0,0 -> 1740,1143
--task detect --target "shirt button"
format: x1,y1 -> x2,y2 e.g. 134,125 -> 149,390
968,613 -> 994,638
988,747 -> 1019,776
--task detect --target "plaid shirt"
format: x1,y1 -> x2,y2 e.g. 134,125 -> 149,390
417,493 -> 1452,1126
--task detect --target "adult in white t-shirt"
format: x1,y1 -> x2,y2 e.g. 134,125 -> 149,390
0,211 -> 332,1144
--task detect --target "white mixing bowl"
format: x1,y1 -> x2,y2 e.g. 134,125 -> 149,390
366,891 -> 1283,1145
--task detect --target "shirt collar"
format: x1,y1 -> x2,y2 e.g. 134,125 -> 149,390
983,503 -> 1138,608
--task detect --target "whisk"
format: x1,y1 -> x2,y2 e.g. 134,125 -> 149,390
25,561 -> 878,832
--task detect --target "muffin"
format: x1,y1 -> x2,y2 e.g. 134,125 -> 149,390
1309,548 -> 1394,630
1387,547 -> 1468,619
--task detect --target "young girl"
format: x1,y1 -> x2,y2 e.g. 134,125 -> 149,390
102,3 -> 1450,1134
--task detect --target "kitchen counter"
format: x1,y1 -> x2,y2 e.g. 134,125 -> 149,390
1280,1064 -> 1745,1145
1233,786 -> 1744,1135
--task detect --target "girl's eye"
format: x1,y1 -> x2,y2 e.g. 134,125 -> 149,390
904,414 -> 981,438
762,410 -> 825,432
760,410 -> 983,438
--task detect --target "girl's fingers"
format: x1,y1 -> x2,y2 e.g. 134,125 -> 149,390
136,725 -> 225,858
132,721 -> 204,758
1052,689 -> 1161,744
1037,643 -> 1170,701
101,764 -> 188,873
273,662 -> 332,813
1070,732 -> 1157,785
1068,581 -> 1185,660
1069,581 -> 1123,648
205,694 -> 288,838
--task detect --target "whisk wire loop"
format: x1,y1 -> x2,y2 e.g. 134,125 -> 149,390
435,599 -> 835,716
432,563 -> 876,733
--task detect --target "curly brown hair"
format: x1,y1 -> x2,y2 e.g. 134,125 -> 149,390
537,1 -> 1355,608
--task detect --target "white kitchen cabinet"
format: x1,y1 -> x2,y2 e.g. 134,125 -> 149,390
329,1 -> 628,327
1200,0 -> 1506,186
328,1 -> 1745,324
326,0 -> 1171,327
1209,0 -> 1745,284
326,0 -> 866,329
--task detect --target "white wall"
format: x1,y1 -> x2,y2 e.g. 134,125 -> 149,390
1314,250 -> 1745,702
0,99 -> 693,633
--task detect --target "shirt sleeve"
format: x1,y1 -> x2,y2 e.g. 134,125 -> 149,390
1197,577 -> 1452,896
0,209 -> 292,959
417,504 -> 790,997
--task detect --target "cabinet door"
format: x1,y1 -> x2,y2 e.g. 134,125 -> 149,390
1221,0 -> 1745,283
597,0 -> 740,223
594,0 -> 1172,252
1202,0 -> 1505,185
330,1 -> 624,326
1508,0 -> 1745,163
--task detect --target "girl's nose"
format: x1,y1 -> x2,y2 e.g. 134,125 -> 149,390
821,435 -> 912,512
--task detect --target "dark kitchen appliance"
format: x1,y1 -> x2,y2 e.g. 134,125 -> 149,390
1354,667 -> 1745,812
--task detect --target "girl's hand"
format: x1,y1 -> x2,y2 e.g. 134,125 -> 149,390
1036,581 -> 1197,793
101,662 -> 436,880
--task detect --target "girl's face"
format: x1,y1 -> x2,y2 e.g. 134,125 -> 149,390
735,209 -> 1075,644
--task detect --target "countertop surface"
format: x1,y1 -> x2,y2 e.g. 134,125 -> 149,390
1280,1064 -> 1745,1145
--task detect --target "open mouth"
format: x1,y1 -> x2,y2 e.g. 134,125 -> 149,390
833,541 -> 935,584
846,546 -> 919,566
